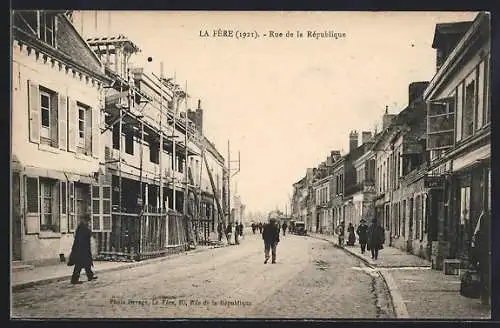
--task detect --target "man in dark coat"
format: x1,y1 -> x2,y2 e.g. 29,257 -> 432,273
367,218 -> 385,260
68,216 -> 97,284
258,222 -> 263,234
238,222 -> 244,237
217,222 -> 223,241
262,218 -> 280,264
356,219 -> 369,254
251,223 -> 256,234
282,221 -> 288,236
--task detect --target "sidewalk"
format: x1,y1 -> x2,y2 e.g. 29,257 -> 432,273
11,245 -> 220,292
308,232 -> 491,319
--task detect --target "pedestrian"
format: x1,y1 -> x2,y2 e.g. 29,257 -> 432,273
282,221 -> 288,236
356,219 -> 368,254
234,223 -> 240,245
258,222 -> 263,234
217,222 -> 223,242
367,218 -> 385,260
262,218 -> 280,264
226,222 -> 233,244
336,221 -> 345,247
472,210 -> 491,305
347,223 -> 356,246
68,215 -> 97,284
251,223 -> 256,234
239,222 -> 244,237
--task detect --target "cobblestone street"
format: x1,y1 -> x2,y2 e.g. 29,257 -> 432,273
11,233 -> 393,319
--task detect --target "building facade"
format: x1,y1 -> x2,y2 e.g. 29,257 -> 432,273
423,13 -> 491,276
11,10 -> 111,264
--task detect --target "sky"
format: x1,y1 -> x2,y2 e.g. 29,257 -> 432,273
74,11 -> 478,215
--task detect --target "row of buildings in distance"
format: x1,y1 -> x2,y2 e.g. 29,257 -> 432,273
11,10 -> 230,265
291,13 -> 491,277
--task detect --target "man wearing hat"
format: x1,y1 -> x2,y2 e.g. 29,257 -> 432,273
356,219 -> 369,254
262,217 -> 280,264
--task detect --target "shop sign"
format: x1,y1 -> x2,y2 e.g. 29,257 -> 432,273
425,176 -> 445,188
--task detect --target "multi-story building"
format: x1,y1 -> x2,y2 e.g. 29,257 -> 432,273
84,34 -> 226,259
351,132 -> 377,228
423,12 -> 491,284
11,10 -> 112,264
343,131 -> 375,228
331,155 -> 345,230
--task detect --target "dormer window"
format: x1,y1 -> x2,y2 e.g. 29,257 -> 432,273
40,11 -> 56,47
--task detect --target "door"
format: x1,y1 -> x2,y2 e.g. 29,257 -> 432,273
12,173 -> 22,260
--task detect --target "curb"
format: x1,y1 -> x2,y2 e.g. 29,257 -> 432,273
307,234 -> 408,319
12,246 -> 214,292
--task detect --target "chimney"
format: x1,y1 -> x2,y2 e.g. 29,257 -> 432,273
330,150 -> 341,162
408,81 -> 430,106
187,99 -> 204,134
349,131 -> 359,152
432,21 -> 473,71
361,131 -> 372,144
382,106 -> 396,130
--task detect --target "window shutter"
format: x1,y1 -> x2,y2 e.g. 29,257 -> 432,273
58,94 -> 68,150
91,108 -> 99,158
50,93 -> 59,148
60,181 -> 68,233
25,176 -> 40,234
28,81 -> 41,144
456,83 -> 463,142
91,184 -> 101,232
68,181 -> 76,232
54,15 -> 58,48
85,109 -> 92,156
68,98 -> 77,152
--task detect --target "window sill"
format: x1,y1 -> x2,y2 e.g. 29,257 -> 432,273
75,152 -> 93,162
38,143 -> 61,154
39,231 -> 61,239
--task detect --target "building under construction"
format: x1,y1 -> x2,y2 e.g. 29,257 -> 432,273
86,35 -> 226,261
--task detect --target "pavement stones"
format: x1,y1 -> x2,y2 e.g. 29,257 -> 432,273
308,232 -> 491,319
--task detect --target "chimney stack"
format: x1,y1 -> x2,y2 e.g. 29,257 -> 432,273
330,150 -> 341,162
382,106 -> 396,130
361,131 -> 372,144
349,131 -> 359,152
408,81 -> 430,106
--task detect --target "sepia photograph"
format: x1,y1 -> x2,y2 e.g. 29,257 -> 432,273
10,10 -> 491,319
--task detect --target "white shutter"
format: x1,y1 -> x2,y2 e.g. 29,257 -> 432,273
25,176 -> 40,234
60,181 -> 68,233
67,98 -> 77,152
91,107 -> 99,159
28,81 -> 40,144
68,181 -> 76,232
456,83 -> 463,142
58,94 -> 68,150
91,184 -> 101,232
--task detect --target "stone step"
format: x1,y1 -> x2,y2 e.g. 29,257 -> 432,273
12,261 -> 34,272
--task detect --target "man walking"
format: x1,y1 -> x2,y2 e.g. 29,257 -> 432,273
262,218 -> 280,264
282,221 -> 288,236
367,218 -> 385,260
68,216 -> 97,284
217,222 -> 223,242
356,219 -> 368,254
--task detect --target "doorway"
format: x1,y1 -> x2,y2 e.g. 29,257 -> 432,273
12,172 -> 22,260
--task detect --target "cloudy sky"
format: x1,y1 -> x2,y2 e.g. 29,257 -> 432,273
75,11 -> 477,214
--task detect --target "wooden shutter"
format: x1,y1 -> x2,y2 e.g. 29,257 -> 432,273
50,93 -> 59,148
25,176 -> 40,234
28,81 -> 40,144
91,108 -> 99,158
85,109 -> 92,156
91,184 -> 101,232
58,94 -> 68,150
67,98 -> 77,152
68,181 -> 76,231
60,181 -> 68,233
53,15 -> 58,49
102,185 -> 112,232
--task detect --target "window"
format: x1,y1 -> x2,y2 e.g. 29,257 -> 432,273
484,56 -> 491,125
38,88 -> 58,146
402,200 -> 406,237
125,132 -> 134,155
150,141 -> 160,164
40,178 -> 59,232
39,11 -> 56,47
112,124 -> 120,150
78,106 -> 86,146
463,78 -> 476,139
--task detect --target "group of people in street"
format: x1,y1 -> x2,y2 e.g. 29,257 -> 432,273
217,221 -> 244,244
335,218 -> 385,260
251,222 -> 264,234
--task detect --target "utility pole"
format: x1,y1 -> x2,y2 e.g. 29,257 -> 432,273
227,140 -> 241,229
